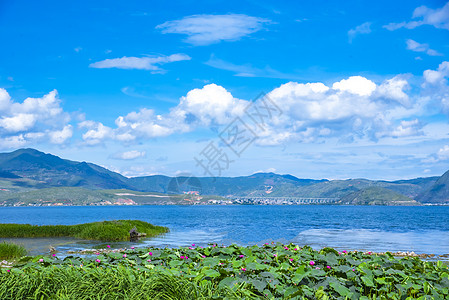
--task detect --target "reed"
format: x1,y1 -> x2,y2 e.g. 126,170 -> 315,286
0,220 -> 168,241
0,242 -> 27,259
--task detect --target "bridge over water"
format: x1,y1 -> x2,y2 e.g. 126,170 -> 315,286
229,196 -> 340,204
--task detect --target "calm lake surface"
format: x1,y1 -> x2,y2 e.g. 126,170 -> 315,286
1,205 -> 449,256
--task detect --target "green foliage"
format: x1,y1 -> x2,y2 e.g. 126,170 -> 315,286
340,187 -> 420,205
0,242 -> 27,259
0,220 -> 168,241
2,244 -> 449,299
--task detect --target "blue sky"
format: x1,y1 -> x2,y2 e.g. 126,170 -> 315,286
1,0 -> 449,180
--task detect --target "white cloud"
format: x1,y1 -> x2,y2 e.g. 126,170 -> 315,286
89,54 -> 191,73
78,64 -> 449,147
0,113 -> 36,132
422,61 -> 449,114
0,89 -> 72,149
332,76 -> 376,96
406,39 -> 442,56
0,135 -> 27,148
389,119 -> 423,138
375,76 -> 410,104
384,2 -> 449,31
423,61 -> 449,85
348,22 -> 372,43
438,145 -> 449,160
0,89 -> 11,111
173,83 -> 248,126
48,125 -> 73,144
111,150 -> 146,160
82,122 -> 113,145
156,14 -> 269,45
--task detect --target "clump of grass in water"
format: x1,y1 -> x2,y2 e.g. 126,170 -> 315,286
0,242 -> 27,259
0,220 -> 168,241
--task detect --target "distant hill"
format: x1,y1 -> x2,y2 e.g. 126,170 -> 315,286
416,170 -> 449,204
0,148 -> 448,205
340,187 -> 421,206
0,148 -> 129,189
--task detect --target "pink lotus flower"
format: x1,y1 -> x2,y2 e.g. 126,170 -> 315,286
290,258 -> 294,262
185,256 -> 188,259
239,255 -> 244,258
131,247 -> 135,250
192,244 -> 195,247
39,259 -> 44,262
284,247 -> 289,250
294,248 -> 298,251
368,251 -> 372,255
52,254 -> 56,257
241,267 -> 246,271
309,261 -> 315,266
315,267 -> 320,269
273,254 -> 277,257
352,268 -> 355,272
123,254 -> 127,258
202,255 -> 206,258
147,259 -> 151,262
326,266 -> 331,269
95,259 -> 101,263
106,245 -> 111,248
149,252 -> 152,256
180,256 -> 185,259
189,247 -> 193,250
342,250 -> 348,254
6,270 -> 10,272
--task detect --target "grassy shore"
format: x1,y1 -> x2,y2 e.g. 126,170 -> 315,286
1,243 -> 448,299
0,220 -> 168,241
0,242 -> 26,260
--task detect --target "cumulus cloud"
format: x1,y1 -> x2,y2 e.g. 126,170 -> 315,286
156,14 -> 269,45
384,2 -> 449,31
332,76 -> 376,96
422,61 -> 449,113
348,22 -> 372,43
48,125 -> 73,144
89,54 -> 191,73
406,39 -> 442,56
172,83 -> 248,126
79,62 -> 449,147
81,122 -> 113,145
111,150 -> 146,160
0,89 -> 72,149
423,61 -> 449,85
438,145 -> 449,160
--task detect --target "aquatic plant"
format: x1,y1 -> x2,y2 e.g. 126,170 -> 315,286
1,243 -> 448,299
0,242 -> 26,259
0,220 -> 168,241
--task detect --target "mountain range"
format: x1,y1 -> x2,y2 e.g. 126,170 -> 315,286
0,148 -> 448,205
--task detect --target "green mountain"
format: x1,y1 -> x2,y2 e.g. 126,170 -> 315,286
0,148 -> 128,189
340,187 -> 421,206
128,172 -> 327,196
416,170 -> 449,204
0,148 -> 447,205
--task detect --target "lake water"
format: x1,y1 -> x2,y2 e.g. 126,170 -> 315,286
1,205 -> 449,256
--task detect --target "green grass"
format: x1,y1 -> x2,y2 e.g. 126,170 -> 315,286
2,244 -> 449,299
0,242 -> 27,259
0,220 -> 168,241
